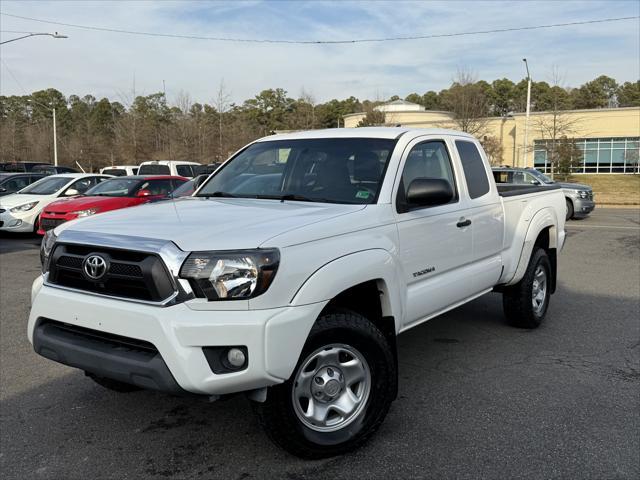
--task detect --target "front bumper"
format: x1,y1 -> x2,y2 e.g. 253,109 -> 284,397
28,279 -> 325,395
0,208 -> 39,232
37,212 -> 76,235
573,198 -> 595,217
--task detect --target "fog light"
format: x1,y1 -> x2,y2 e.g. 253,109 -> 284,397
227,348 -> 246,368
9,220 -> 22,227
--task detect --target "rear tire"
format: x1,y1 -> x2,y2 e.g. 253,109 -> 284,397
86,372 -> 141,392
253,311 -> 396,459
565,198 -> 574,221
503,248 -> 552,329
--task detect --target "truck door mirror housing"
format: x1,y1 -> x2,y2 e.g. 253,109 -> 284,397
406,178 -> 454,208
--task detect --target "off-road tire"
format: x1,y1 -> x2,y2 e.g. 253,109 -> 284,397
253,311 -> 396,459
503,248 -> 552,329
86,372 -> 141,392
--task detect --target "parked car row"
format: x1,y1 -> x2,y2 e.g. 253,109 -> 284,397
0,173 -> 194,234
3,159 -> 219,180
0,174 -> 112,233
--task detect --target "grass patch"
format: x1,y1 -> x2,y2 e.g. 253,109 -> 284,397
565,174 -> 640,205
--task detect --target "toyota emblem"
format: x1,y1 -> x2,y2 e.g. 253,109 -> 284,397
83,254 -> 108,280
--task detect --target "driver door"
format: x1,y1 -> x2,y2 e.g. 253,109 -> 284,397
394,138 -> 475,330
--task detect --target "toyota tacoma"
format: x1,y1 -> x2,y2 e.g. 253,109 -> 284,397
29,128 -> 566,458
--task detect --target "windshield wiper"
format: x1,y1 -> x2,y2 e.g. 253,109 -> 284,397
200,191 -> 238,198
255,194 -> 346,204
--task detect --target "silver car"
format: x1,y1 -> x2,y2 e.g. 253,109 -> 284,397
492,167 -> 595,220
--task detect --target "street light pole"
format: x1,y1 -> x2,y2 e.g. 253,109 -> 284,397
2,31 -> 67,165
522,58 -> 532,168
52,108 -> 58,166
0,32 -> 68,45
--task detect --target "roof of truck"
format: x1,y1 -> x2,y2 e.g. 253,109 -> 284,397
259,127 -> 475,142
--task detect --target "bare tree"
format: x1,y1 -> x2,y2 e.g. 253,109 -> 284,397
480,135 -> 504,166
298,87 -> 316,130
440,68 -> 490,136
533,68 -> 584,177
624,149 -> 639,174
213,79 -> 231,161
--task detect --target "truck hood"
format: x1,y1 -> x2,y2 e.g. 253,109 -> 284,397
59,197 -> 366,251
556,182 -> 591,191
44,195 -> 130,213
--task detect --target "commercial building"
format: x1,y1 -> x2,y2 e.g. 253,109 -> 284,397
343,100 -> 640,173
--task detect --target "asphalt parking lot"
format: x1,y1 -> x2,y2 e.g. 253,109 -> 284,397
1,208 -> 638,479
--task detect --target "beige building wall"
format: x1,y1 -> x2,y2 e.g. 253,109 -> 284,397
343,107 -> 640,168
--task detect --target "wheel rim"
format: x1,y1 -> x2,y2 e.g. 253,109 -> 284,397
531,265 -> 548,315
292,343 -> 371,432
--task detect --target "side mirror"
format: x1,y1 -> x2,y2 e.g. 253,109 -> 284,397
530,179 -> 541,185
64,188 -> 79,196
0,187 -> 6,193
136,189 -> 152,197
405,178 -> 454,209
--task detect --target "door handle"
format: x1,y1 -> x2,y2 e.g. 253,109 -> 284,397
456,218 -> 472,228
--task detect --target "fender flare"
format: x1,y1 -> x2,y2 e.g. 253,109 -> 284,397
290,248 -> 404,334
506,207 -> 558,286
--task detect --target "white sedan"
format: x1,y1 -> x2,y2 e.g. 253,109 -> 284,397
0,173 -> 111,233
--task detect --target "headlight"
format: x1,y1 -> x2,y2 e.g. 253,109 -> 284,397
10,201 -> 38,213
40,229 -> 58,273
577,190 -> 588,199
180,249 -> 280,300
72,208 -> 98,217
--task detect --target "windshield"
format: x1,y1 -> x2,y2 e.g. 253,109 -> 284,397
85,178 -> 141,197
171,179 -> 195,198
19,176 -> 71,195
138,164 -> 170,175
197,138 -> 397,204
529,169 -> 554,183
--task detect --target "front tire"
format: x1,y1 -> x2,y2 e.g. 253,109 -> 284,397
254,311 -> 396,459
503,248 -> 552,329
565,198 -> 574,221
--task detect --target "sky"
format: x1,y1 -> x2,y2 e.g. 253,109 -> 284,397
0,0 -> 639,106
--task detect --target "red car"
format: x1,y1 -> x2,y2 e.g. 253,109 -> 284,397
37,175 -> 188,234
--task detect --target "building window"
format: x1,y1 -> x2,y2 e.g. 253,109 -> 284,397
533,137 -> 640,174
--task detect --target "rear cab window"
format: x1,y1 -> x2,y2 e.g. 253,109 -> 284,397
176,165 -> 194,177
455,140 -> 490,199
139,164 -> 171,175
104,169 -> 127,176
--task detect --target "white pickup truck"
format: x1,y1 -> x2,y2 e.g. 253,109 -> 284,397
29,128 -> 566,458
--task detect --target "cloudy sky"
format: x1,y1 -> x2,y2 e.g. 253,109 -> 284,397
1,0 -> 638,105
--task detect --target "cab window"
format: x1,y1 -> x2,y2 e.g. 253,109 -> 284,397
397,140 -> 457,212
455,140 -> 490,199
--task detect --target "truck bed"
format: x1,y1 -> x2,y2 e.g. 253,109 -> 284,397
497,184 -> 562,197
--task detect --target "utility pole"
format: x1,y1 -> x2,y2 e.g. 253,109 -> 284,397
52,108 -> 58,166
522,58 -> 532,168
